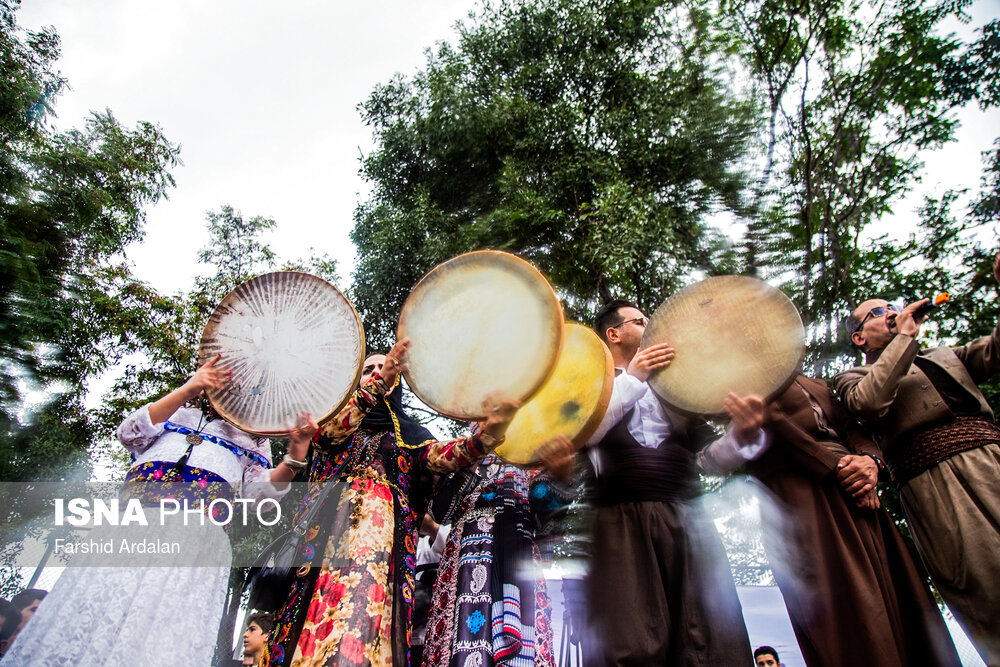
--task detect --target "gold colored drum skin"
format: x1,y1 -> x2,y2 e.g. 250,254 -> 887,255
397,250 -> 564,421
198,271 -> 364,436
496,323 -> 614,465
642,275 -> 804,415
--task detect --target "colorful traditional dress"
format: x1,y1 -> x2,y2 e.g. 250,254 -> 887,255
265,376 -> 496,667
422,454 -> 569,667
2,402 -> 284,667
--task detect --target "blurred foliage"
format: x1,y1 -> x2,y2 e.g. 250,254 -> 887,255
351,0 -> 759,349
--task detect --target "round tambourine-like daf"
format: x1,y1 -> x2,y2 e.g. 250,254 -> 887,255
496,322 -> 614,465
642,275 -> 805,415
198,271 -> 365,436
397,250 -> 564,421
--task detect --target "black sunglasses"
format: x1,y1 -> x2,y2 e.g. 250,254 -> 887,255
851,304 -> 901,334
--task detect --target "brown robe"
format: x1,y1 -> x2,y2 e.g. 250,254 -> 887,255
750,376 -> 960,667
587,407 -> 752,666
834,326 -> 1000,663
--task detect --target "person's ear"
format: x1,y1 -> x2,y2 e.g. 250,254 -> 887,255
851,330 -> 865,349
606,327 -> 620,344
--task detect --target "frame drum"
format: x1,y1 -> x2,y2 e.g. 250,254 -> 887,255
397,251 -> 564,421
198,271 -> 364,436
642,275 -> 804,415
496,323 -> 614,465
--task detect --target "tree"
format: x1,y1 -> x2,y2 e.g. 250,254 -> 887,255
351,0 -> 759,349
725,0 -> 993,372
0,1 -> 180,482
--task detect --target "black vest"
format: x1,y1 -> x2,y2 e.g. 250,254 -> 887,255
593,407 -> 710,505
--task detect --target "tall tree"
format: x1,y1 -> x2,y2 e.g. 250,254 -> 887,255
725,0 -> 992,371
0,1 -> 180,482
352,0 -> 759,348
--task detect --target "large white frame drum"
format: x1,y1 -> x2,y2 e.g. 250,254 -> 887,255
398,250 -> 564,421
642,275 -> 805,416
198,271 -> 365,436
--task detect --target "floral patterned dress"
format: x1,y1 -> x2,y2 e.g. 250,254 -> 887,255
265,375 -> 495,667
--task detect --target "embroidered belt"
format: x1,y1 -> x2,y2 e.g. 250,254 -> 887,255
122,461 -> 236,509
889,416 -> 1000,484
163,421 -> 272,468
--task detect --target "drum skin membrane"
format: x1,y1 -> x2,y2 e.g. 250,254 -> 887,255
399,251 -> 563,421
498,323 -> 613,465
643,276 -> 804,415
200,271 -> 364,435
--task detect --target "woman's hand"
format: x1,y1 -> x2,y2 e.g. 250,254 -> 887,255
148,354 -> 231,424
481,392 -> 520,442
287,411 -> 319,461
537,434 -> 575,482
185,354 -> 232,396
380,338 -> 410,388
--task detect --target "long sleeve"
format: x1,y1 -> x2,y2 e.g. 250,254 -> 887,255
585,371 -> 648,446
241,458 -> 292,501
763,413 -> 851,480
116,404 -> 163,454
315,375 -> 389,449
952,320 -> 1000,384
696,426 -> 768,476
422,433 -> 494,473
834,334 -> 920,421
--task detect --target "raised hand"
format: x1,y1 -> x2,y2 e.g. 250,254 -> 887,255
890,299 -> 930,337
187,354 -> 232,394
287,411 -> 319,461
481,392 -> 521,441
723,393 -> 766,446
627,342 -> 675,382
380,337 -> 411,387
537,434 -> 575,482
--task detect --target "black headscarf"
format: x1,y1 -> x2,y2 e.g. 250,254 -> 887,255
359,376 -> 436,449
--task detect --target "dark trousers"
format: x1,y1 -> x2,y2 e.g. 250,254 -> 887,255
587,500 -> 751,666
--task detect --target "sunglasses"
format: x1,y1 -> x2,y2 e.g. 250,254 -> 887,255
851,304 -> 901,334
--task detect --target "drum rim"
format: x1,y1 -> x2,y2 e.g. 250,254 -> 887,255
396,249 -> 564,421
642,275 -> 804,417
573,324 -> 615,449
496,322 -> 615,465
198,270 -> 366,436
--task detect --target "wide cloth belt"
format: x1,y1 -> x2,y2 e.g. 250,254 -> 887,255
888,416 -> 1000,484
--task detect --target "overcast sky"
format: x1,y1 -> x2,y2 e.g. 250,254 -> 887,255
17,0 -> 1000,300
18,0 -> 480,295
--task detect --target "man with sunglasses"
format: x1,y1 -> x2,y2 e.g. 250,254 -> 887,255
581,299 -> 766,665
834,253 -> 1000,665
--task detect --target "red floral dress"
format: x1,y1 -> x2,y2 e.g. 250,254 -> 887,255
265,376 -> 493,667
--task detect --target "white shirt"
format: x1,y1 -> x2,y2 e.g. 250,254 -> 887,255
585,368 -> 767,475
416,524 -> 451,567
117,405 -> 289,502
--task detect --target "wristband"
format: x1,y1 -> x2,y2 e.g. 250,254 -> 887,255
283,454 -> 308,471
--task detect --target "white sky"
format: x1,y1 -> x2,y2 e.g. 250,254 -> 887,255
18,0 -> 480,295
16,0 -> 1000,300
